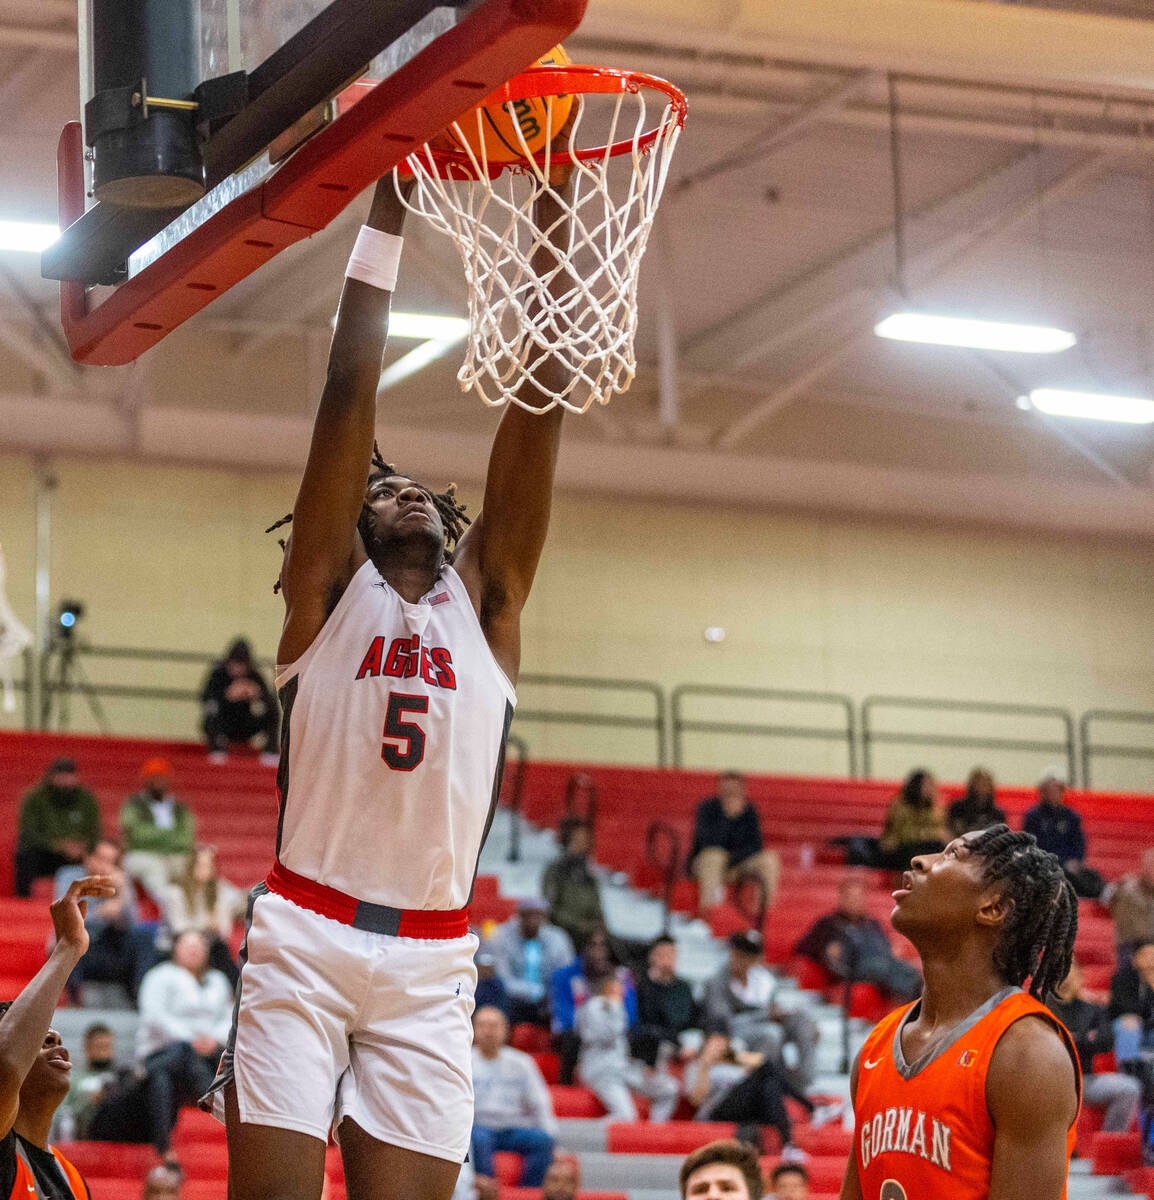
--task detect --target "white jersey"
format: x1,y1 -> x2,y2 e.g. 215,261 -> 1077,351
274,559 -> 515,911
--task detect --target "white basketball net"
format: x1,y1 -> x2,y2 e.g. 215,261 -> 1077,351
0,542 -> 31,714
398,79 -> 683,413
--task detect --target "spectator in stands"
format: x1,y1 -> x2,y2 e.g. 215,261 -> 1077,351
946,767 -> 1005,839
769,1162 -> 810,1200
201,638 -> 279,765
1107,849 -> 1154,958
689,772 -> 779,918
120,759 -> 197,903
55,840 -> 158,1004
0,875 -> 113,1199
541,817 -> 605,951
163,845 -> 243,986
136,930 -> 232,1172
794,872 -> 921,1004
14,757 -> 102,897
142,1165 -> 182,1198
632,935 -> 698,1069
1024,767 -> 1103,898
541,1158 -> 579,1200
470,1006 -> 556,1191
474,950 -> 510,1017
679,1140 -> 764,1200
488,897 -> 575,1027
576,974 -> 679,1121
878,769 -> 946,870
1048,960 -> 1139,1133
702,931 -> 818,1092
56,1022 -> 119,1141
1109,940 -> 1154,1067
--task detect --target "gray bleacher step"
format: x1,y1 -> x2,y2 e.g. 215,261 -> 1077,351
556,1119 -> 608,1152
628,1191 -> 681,1200
54,1007 -> 139,1053
576,1153 -> 682,1191
1068,1180 -> 1135,1199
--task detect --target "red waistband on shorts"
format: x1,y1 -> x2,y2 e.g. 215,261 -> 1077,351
265,860 -> 471,939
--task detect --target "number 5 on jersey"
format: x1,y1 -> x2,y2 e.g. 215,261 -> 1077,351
382,693 -> 428,770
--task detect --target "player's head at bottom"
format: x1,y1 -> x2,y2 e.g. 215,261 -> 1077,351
890,825 -> 1077,999
679,1139 -> 764,1200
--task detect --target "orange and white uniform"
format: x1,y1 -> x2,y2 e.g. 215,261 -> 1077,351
854,987 -> 1080,1200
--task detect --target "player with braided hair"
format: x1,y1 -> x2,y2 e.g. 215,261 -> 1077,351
205,150 -> 579,1200
840,825 -> 1081,1200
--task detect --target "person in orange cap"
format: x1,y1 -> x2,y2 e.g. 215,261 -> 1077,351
119,759 -> 196,903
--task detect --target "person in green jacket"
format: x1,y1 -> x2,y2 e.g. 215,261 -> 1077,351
541,818 -> 605,951
119,758 -> 196,903
14,758 -> 102,897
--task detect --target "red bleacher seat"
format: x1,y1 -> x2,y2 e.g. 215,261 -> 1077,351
494,1151 -> 523,1187
761,1156 -> 846,1192
532,1052 -> 561,1085
1125,1166 -> 1154,1199
511,1024 -> 552,1054
1092,1130 -> 1142,1175
606,1121 -> 735,1154
548,1086 -> 607,1118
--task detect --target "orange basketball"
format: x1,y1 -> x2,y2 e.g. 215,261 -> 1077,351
445,45 -> 574,165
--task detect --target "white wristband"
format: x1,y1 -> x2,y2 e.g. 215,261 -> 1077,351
346,226 -> 403,292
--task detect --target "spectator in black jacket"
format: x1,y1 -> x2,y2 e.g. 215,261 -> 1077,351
200,639 -> 278,765
688,772 -> 779,917
794,873 -> 921,1004
1024,768 -> 1102,898
947,768 -> 1006,839
1049,960 -> 1139,1132
631,935 -> 697,1068
1110,941 -> 1154,1067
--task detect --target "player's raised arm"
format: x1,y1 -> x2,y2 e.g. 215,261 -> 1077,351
453,160 -> 574,683
278,178 -> 412,663
986,1017 -> 1080,1200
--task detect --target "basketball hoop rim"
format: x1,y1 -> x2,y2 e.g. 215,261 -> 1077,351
411,64 -> 687,179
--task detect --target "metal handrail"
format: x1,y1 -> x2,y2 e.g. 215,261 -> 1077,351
671,684 -> 857,774
1080,709 -> 1154,790
645,820 -> 682,936
563,772 -> 599,842
860,695 -> 1077,783
732,872 -> 769,934
503,734 -> 529,863
515,673 -> 667,765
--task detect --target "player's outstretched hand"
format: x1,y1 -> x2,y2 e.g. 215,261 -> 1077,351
51,874 -> 117,956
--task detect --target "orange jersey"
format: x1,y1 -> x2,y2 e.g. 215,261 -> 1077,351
854,987 -> 1080,1200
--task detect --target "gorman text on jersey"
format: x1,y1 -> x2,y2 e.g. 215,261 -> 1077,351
859,1107 -> 952,1173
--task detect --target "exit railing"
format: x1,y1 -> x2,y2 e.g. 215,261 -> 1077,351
1080,709 -> 1154,790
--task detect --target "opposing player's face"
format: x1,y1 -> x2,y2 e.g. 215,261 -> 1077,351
890,834 -> 994,939
364,475 -> 444,550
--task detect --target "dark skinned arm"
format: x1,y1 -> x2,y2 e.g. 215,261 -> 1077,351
838,1049 -> 864,1200
453,153 -> 575,684
277,178 -> 413,665
987,1016 -> 1079,1200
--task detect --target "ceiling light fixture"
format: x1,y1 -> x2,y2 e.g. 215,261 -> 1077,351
386,313 -> 468,341
875,312 -> 1076,354
0,221 -> 60,253
1026,388 -> 1154,424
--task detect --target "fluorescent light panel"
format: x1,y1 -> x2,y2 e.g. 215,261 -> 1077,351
388,312 -> 468,341
1028,388 -> 1154,424
875,312 -> 1076,354
0,221 -> 59,253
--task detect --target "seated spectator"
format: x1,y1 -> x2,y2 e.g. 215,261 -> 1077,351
163,845 -> 244,987
541,817 -> 605,951
685,1036 -> 810,1157
14,757 -> 102,897
679,1140 -> 764,1200
946,767 -> 1005,839
878,769 -> 946,870
576,975 -> 678,1122
702,931 -> 818,1093
488,898 -> 575,1027
136,931 -> 232,1173
0,875 -> 111,1199
1024,768 -> 1103,899
470,1006 -> 556,1191
769,1162 -> 810,1200
794,873 -> 920,1004
474,950 -> 510,1018
201,638 -> 279,765
632,935 -> 698,1068
1109,940 -> 1154,1067
120,759 -> 197,903
1107,849 -> 1154,958
688,771 -> 779,917
56,1022 -> 117,1141
541,1158 -> 579,1200
1048,960 -> 1139,1133
56,840 -> 158,1005
142,1165 -> 182,1198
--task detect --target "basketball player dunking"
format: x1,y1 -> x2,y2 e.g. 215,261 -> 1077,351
840,825 -> 1082,1200
203,158 -> 576,1200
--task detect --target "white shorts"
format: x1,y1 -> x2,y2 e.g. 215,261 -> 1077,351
204,884 -> 478,1162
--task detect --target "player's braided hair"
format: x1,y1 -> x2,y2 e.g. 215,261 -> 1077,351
265,442 -> 470,593
967,823 -> 1078,999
